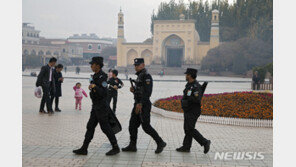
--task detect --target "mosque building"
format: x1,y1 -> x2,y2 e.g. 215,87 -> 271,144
116,9 -> 220,68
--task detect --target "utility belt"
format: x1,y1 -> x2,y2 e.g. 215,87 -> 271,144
108,86 -> 118,91
134,89 -> 143,99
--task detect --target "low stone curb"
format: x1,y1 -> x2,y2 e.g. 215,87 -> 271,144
152,106 -> 272,128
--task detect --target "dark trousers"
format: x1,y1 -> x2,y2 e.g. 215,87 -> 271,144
84,107 -> 118,146
40,82 -> 54,111
128,102 -> 163,144
252,82 -> 260,90
107,90 -> 118,113
51,96 -> 59,110
182,111 -> 207,148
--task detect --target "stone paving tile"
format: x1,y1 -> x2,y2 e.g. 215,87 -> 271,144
23,77 -> 272,167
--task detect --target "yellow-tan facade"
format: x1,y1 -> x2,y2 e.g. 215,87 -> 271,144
117,9 -> 220,67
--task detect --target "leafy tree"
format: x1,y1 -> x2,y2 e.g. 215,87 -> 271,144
201,38 -> 272,74
151,0 -> 273,43
100,46 -> 117,60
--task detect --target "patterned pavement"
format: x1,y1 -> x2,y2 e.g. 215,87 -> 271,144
22,75 -> 272,167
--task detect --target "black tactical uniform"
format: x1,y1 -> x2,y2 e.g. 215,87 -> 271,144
73,57 -> 120,156
122,58 -> 166,154
177,68 -> 211,153
107,70 -> 123,113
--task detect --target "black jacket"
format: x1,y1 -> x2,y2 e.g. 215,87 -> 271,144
90,70 -> 108,106
134,68 -> 152,104
36,64 -> 55,88
107,77 -> 123,92
181,80 -> 207,113
90,70 -> 122,133
53,70 -> 63,97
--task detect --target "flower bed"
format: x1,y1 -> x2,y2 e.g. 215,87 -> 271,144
153,91 -> 273,120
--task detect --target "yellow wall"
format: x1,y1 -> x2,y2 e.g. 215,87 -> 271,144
196,43 -> 210,65
152,20 -> 199,64
117,10 -> 220,67
120,43 -> 153,66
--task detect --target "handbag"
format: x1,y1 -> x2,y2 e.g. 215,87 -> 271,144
34,86 -> 42,98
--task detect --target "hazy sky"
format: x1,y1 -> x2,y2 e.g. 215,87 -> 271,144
23,0 -> 233,42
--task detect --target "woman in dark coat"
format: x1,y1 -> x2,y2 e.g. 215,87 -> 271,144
51,64 -> 64,111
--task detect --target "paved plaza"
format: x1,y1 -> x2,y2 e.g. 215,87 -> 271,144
22,74 -> 272,167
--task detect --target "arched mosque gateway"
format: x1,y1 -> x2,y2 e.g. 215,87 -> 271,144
116,9 -> 220,67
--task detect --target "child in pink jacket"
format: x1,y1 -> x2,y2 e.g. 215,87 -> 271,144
73,82 -> 88,110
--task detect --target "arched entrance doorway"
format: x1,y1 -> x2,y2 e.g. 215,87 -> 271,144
162,35 -> 184,67
126,49 -> 138,66
141,49 -> 152,66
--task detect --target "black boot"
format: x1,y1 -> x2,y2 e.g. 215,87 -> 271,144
155,141 -> 166,154
203,140 -> 211,154
73,142 -> 89,155
176,146 -> 190,152
106,145 -> 120,156
122,141 -> 137,152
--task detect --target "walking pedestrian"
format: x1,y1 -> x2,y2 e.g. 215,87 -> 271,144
36,57 -> 57,114
51,64 -> 64,112
176,68 -> 211,153
122,58 -> 166,154
107,69 -> 124,113
73,82 -> 88,110
73,57 -> 120,156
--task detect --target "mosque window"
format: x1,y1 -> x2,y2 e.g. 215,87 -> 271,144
214,15 -> 217,20
88,44 -> 92,50
98,44 -> 101,50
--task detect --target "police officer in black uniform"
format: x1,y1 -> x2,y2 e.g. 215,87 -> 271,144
176,68 -> 211,153
107,69 -> 124,113
73,57 -> 120,156
122,58 -> 167,154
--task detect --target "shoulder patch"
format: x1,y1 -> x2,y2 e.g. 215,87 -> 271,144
102,81 -> 107,88
194,91 -> 199,97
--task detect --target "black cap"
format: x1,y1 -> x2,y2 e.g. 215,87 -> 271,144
89,56 -> 103,65
133,58 -> 144,65
112,69 -> 118,76
184,68 -> 198,75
